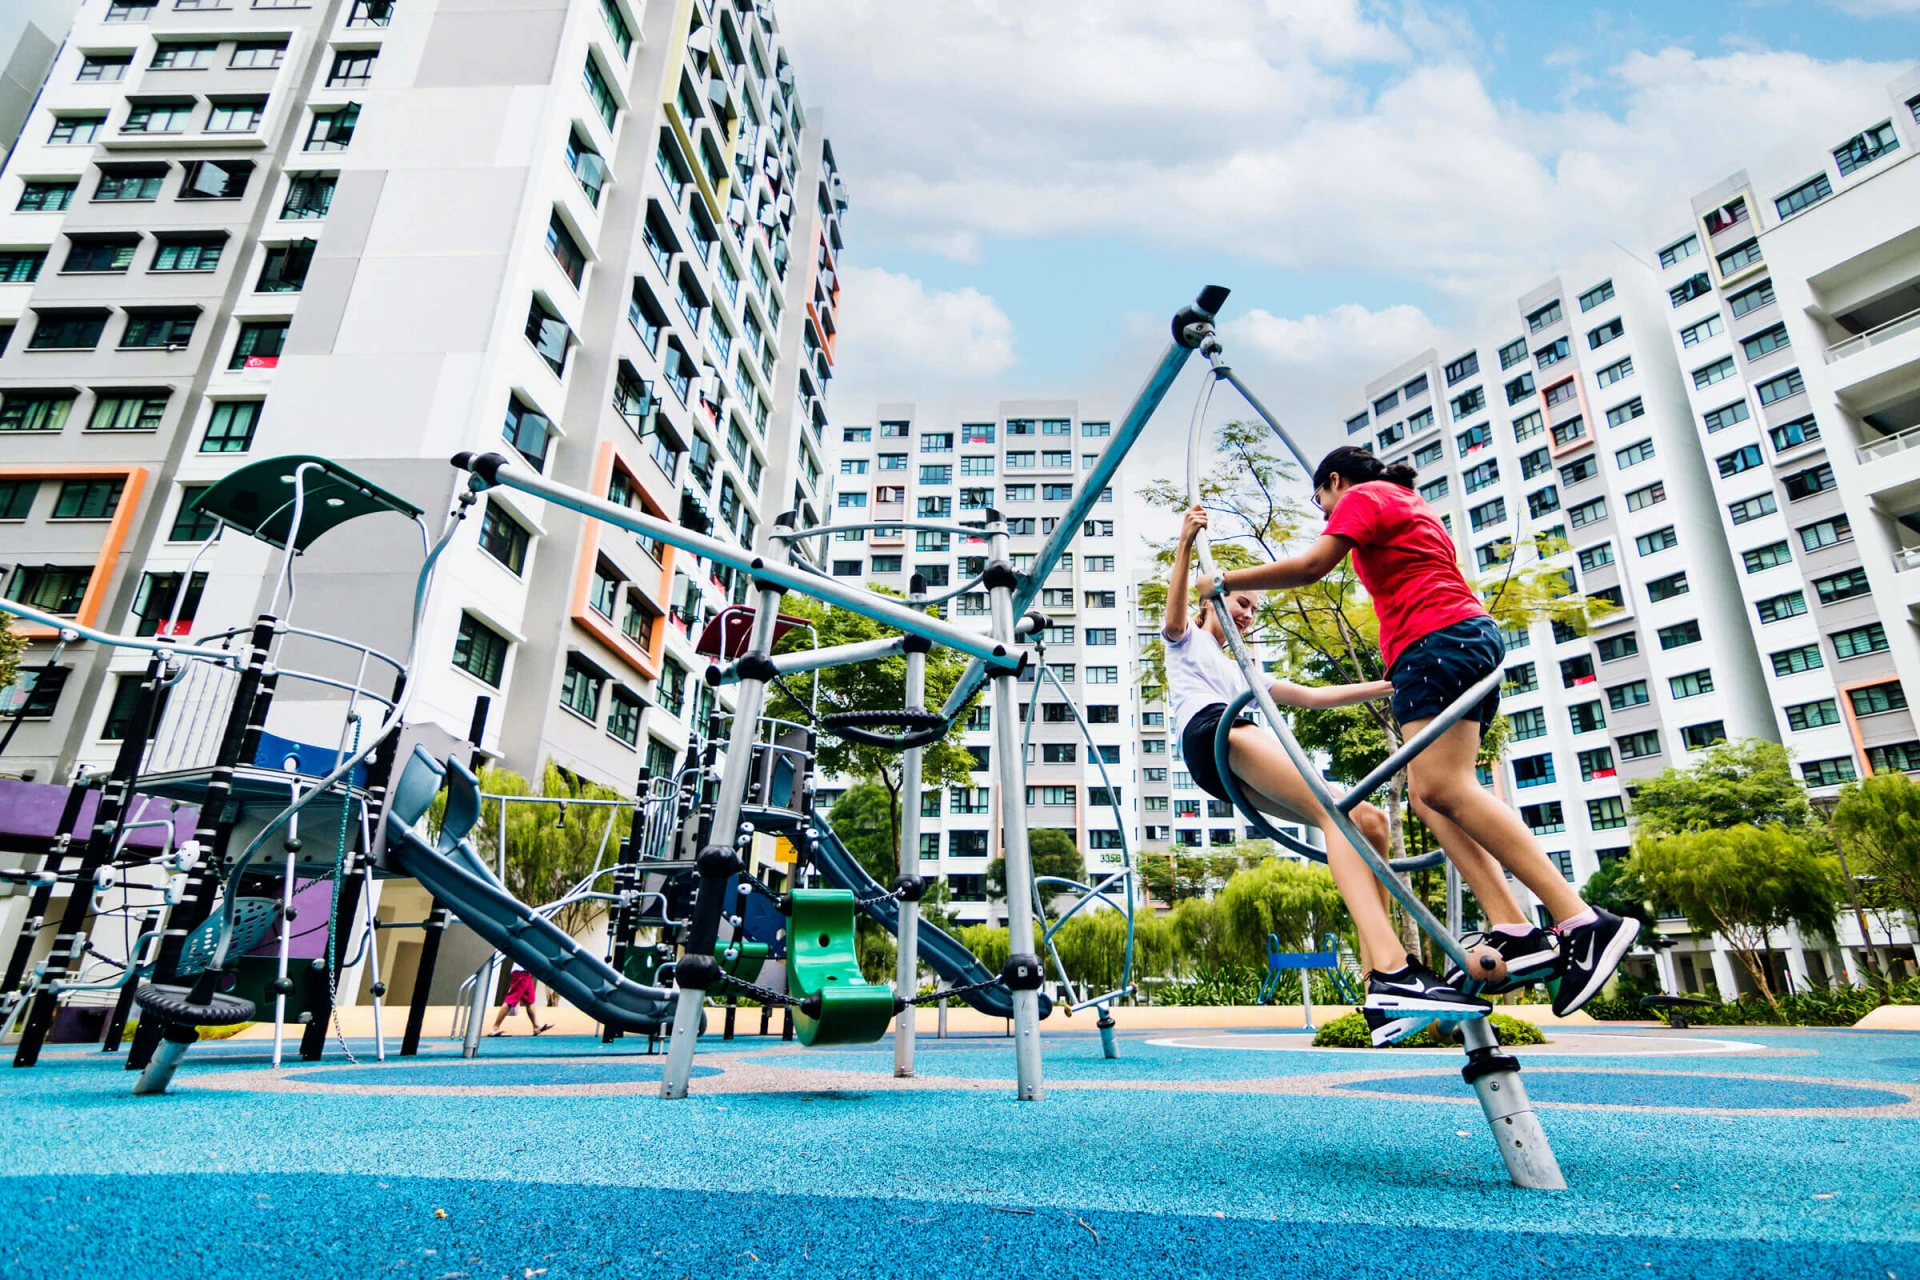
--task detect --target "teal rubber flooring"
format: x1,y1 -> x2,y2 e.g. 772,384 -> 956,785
6,1024 -> 1917,1278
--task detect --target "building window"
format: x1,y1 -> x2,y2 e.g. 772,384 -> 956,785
1588,797 -> 1627,830
28,311 -> 108,350
95,166 -> 167,201
206,98 -> 266,132
88,391 -> 167,432
1512,753 -> 1555,788
1726,493 -> 1777,526
51,478 -> 124,521
1469,498 -> 1507,531
1775,173 -> 1833,219
1755,369 -> 1806,407
63,238 -> 137,274
1569,701 -> 1606,734
1578,280 -> 1615,312
168,486 -> 216,541
1741,540 -> 1792,574
1782,462 -> 1832,501
1702,401 -> 1750,433
328,49 -> 378,87
1812,567 -> 1871,607
1834,120 -> 1899,176
229,320 -> 288,370
153,236 -> 224,272
281,173 -> 335,219
525,298 -> 571,376
48,115 -> 105,145
1717,444 -> 1763,478
1799,516 -> 1851,552
78,53 -> 131,80
1536,337 -> 1570,367
1833,623 -> 1889,661
1742,320 -> 1794,360
1867,742 -> 1920,775
583,54 -> 618,129
1527,300 -> 1563,334
121,101 -> 193,134
560,656 -> 602,721
1595,633 -> 1638,663
1564,497 -> 1605,529
1509,708 -> 1547,741
120,310 -> 197,349
1801,757 -> 1858,788
1680,721 -> 1727,751
1617,730 -> 1660,761
1680,314 -> 1723,348
447,614 -> 506,686
1520,802 -> 1565,835
1497,338 -> 1528,370
1770,643 -> 1823,677
18,182 -> 77,212
256,241 -> 313,293
606,689 -> 642,746
1669,273 -> 1711,307
305,104 -> 360,152
479,501 -> 530,574
1768,416 -> 1820,453
1728,279 -> 1775,320
1450,387 -> 1486,420
546,213 -> 586,288
230,39 -> 287,69
1645,572 -> 1688,603
1606,680 -> 1649,712
1786,699 -> 1841,731
1587,318 -> 1623,349
0,393 -> 75,432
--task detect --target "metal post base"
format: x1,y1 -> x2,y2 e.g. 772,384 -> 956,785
1460,1018 -> 1564,1190
132,1033 -> 193,1096
1097,1011 -> 1117,1060
657,987 -> 706,1099
1011,989 -> 1043,1100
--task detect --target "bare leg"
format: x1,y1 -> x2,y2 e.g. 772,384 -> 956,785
1227,726 -> 1404,975
1404,718 -> 1586,923
1408,793 -> 1531,926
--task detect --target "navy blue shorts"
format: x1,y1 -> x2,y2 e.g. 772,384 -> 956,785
1387,615 -> 1505,735
1180,703 -> 1255,803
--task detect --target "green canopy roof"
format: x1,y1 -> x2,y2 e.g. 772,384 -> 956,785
189,456 -> 423,551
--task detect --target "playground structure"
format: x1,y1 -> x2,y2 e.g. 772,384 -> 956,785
0,286 -> 1571,1189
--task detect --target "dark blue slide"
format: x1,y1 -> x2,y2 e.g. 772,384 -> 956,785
804,820 -> 1051,1020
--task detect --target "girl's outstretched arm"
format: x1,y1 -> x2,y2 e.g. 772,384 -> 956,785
1163,503 -> 1208,642
1199,533 -> 1353,597
1267,678 -> 1393,709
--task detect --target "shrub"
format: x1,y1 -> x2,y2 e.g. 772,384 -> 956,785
1312,1010 -> 1546,1048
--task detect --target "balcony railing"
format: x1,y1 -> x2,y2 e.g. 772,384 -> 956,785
1828,305 -> 1920,363
1893,545 -> 1920,574
1858,420 -> 1920,464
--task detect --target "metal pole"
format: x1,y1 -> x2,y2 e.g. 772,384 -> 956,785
1460,1015 -> 1565,1189
985,512 -> 1044,1101
1299,964 -> 1315,1033
271,833 -> 298,1070
937,985 -> 948,1038
660,518 -> 792,1099
461,955 -> 494,1059
361,859 -> 385,1061
894,577 -> 928,1078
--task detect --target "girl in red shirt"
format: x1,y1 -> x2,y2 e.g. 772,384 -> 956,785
1202,446 -> 1639,1018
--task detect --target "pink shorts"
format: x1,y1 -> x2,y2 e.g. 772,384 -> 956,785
503,971 -> 536,1007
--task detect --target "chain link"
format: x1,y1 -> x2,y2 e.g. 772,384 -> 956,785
709,968 -> 1006,1009
906,974 -> 1004,1006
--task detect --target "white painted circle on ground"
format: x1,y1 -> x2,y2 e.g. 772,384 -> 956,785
1144,1031 -> 1769,1056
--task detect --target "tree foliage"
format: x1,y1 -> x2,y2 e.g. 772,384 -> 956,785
0,617 -> 23,698
445,763 -> 630,937
1832,771 -> 1920,942
1627,739 -> 1819,836
1216,857 -> 1349,960
985,827 -> 1085,904
1630,825 -> 1843,1007
763,592 -> 979,852
1578,855 -> 1656,939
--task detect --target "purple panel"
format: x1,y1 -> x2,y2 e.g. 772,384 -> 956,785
0,780 -> 199,849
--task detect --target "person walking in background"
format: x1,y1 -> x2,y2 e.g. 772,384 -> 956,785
488,963 -> 553,1036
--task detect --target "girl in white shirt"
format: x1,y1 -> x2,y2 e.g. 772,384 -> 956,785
1166,505 -> 1488,1035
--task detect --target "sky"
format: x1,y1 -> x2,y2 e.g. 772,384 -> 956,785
778,0 -> 1920,559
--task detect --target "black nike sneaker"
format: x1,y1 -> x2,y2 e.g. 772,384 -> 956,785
1363,956 -> 1490,1046
1443,926 -> 1563,994
1552,908 -> 1642,1016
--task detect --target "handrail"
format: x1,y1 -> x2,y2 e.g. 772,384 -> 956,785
1826,304 -> 1920,362
0,599 -> 243,665
1857,420 -> 1920,464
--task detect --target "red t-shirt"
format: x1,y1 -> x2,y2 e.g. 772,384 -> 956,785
1323,480 -> 1486,671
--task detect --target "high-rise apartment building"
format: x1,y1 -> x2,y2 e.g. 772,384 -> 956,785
0,0 -> 844,807
817,401 -> 1140,926
1330,70 -> 1920,991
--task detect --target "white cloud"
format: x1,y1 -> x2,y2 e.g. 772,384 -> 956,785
1227,303 -> 1444,370
830,264 -> 1015,385
1825,0 -> 1920,13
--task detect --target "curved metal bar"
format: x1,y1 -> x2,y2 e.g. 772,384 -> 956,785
206,497 -> 467,972
0,599 -> 244,666
279,625 -> 410,678
1211,690 -> 1445,871
268,666 -> 399,710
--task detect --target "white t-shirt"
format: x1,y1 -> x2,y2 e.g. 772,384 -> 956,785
1165,623 -> 1248,739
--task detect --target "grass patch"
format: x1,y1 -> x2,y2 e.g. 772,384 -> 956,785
1311,1010 -> 1546,1048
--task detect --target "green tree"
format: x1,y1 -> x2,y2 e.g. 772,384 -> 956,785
1630,825 -> 1843,1008
1216,857 -> 1350,963
1832,772 -> 1920,980
763,593 -> 978,856
1627,739 -> 1819,836
450,763 -> 630,938
985,827 -> 1085,905
826,783 -> 897,887
1578,855 -> 1656,939
0,617 -> 23,697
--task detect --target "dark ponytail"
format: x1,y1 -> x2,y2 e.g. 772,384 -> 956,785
1312,445 -> 1417,492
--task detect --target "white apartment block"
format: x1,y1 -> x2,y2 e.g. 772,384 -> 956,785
0,0 -> 846,808
816,401 -> 1141,927
1334,70 -> 1920,990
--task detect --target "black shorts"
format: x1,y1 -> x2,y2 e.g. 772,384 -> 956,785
1180,703 -> 1255,803
1387,615 -> 1505,736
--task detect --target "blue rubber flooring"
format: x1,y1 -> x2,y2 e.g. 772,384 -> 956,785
7,1026 -> 1918,1279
